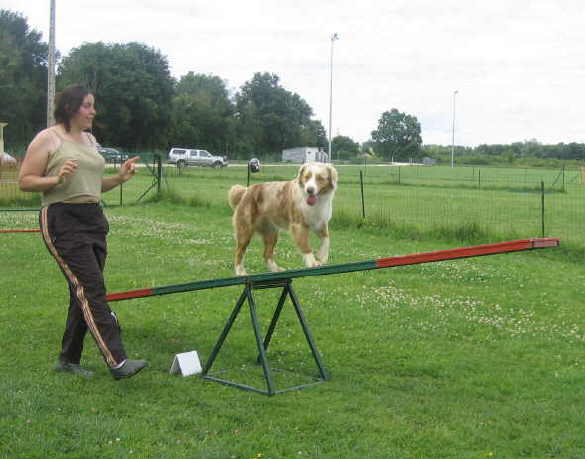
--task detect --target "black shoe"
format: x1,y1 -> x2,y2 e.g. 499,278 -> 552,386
110,360 -> 148,380
55,361 -> 94,377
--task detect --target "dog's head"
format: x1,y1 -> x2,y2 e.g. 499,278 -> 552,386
297,162 -> 338,206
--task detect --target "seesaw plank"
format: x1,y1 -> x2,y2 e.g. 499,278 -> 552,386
106,238 -> 559,302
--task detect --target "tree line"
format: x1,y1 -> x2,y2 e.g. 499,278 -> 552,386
423,140 -> 585,165
2,9 -> 583,164
0,9 -> 425,161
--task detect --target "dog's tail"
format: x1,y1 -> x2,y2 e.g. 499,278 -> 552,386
228,185 -> 247,209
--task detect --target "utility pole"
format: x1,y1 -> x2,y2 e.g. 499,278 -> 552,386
451,89 -> 458,168
47,0 -> 56,127
328,33 -> 339,163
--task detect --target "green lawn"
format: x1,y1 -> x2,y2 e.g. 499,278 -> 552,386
1,194 -> 584,457
3,161 -> 583,248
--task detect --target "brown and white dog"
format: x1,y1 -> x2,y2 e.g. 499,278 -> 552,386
228,162 -> 338,276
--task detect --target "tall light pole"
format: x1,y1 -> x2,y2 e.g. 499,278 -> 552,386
450,89 -> 458,168
328,33 -> 339,163
47,0 -> 56,127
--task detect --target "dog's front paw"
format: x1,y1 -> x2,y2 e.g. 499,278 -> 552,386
303,252 -> 319,268
306,257 -> 322,268
267,260 -> 285,272
316,254 -> 329,264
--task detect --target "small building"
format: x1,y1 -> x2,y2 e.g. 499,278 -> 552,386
282,147 -> 329,163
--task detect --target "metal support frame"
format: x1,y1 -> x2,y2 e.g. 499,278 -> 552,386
202,278 -> 329,395
137,154 -> 164,203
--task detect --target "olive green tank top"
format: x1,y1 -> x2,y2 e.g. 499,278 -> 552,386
42,132 -> 106,207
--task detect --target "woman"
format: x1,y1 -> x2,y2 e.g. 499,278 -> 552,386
19,85 -> 148,380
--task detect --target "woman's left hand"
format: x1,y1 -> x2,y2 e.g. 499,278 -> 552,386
118,156 -> 140,183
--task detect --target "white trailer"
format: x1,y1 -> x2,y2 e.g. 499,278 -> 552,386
282,147 -> 328,163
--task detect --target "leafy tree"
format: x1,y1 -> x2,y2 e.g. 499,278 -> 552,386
422,144 -> 472,159
234,72 -> 322,157
169,72 -> 235,155
371,108 -> 422,161
563,142 -> 585,160
58,42 -> 174,150
331,135 -> 360,160
0,9 -> 48,151
300,119 -> 327,150
361,140 -> 378,155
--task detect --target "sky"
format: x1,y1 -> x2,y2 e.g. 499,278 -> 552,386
4,0 -> 585,147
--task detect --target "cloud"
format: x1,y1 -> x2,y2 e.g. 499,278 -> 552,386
4,0 -> 585,145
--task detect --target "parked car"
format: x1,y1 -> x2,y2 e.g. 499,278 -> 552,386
248,157 -> 261,173
167,147 -> 228,168
97,147 -> 128,163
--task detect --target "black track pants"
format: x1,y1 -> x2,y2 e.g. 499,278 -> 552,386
39,203 -> 127,368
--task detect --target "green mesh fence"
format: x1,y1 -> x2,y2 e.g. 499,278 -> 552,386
2,160 -> 585,248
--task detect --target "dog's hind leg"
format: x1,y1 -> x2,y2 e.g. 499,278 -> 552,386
262,231 -> 284,272
234,232 -> 252,276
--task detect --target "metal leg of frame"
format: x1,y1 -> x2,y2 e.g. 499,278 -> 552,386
246,285 -> 276,395
257,283 -> 289,361
201,288 -> 248,375
202,279 -> 328,395
287,283 -> 330,381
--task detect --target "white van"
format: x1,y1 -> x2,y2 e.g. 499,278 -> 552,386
167,148 -> 227,168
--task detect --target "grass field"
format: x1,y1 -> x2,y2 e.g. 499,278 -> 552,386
2,162 -> 585,457
3,161 -> 584,248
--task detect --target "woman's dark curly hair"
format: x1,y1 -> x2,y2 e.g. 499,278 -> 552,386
54,85 -> 93,131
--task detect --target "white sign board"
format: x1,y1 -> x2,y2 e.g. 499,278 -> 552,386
169,351 -> 202,377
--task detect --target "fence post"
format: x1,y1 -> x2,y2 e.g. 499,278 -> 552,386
540,180 -> 545,237
398,166 -> 401,185
247,164 -> 250,187
478,169 -> 481,189
157,154 -> 162,196
359,170 -> 366,219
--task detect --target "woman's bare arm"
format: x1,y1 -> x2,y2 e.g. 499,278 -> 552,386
18,130 -> 78,192
102,156 -> 140,192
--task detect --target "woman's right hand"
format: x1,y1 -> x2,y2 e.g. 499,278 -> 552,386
57,159 -> 79,184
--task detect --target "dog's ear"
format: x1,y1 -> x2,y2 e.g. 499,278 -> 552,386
297,164 -> 308,184
327,165 -> 338,188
